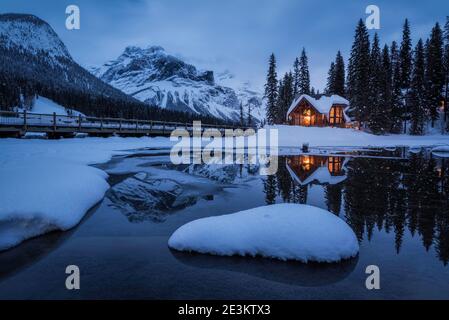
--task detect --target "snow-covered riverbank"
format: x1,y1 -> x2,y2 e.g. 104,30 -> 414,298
270,125 -> 449,148
0,137 -> 172,250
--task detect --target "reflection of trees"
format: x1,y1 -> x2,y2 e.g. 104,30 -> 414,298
325,184 -> 342,215
263,153 -> 449,264
263,175 -> 277,205
344,152 -> 449,264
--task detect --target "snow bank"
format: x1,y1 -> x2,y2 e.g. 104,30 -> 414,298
0,136 -> 172,250
16,96 -> 84,116
432,145 -> 449,153
168,204 -> 359,263
271,125 -> 449,148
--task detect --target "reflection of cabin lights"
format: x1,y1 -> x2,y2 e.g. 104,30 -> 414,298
437,168 -> 442,177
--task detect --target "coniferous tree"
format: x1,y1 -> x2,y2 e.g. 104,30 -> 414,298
443,16 -> 449,126
239,101 -> 244,126
298,48 -> 310,95
347,19 -> 371,125
368,34 -> 387,134
425,23 -> 445,127
399,19 -> 413,89
444,16 -> 449,126
293,57 -> 300,97
380,44 -> 393,130
399,19 -> 413,133
409,39 -> 426,135
325,62 -> 336,94
264,53 -> 278,125
333,51 -> 346,97
276,72 -> 294,124
390,41 -> 403,133
247,101 -> 253,127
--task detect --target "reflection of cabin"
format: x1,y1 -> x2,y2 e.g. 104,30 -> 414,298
286,155 -> 347,185
286,94 -> 351,128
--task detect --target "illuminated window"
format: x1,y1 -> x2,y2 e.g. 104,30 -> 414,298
328,157 -> 342,175
329,106 -> 343,125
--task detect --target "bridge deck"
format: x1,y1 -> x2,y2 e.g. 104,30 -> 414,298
0,111 -> 251,138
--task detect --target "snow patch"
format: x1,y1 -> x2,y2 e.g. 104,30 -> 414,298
168,203 -> 359,263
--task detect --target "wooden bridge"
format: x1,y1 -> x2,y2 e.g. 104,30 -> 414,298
0,111 -> 251,138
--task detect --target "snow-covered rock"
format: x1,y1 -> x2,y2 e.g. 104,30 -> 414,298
168,203 -> 359,263
91,46 -> 265,123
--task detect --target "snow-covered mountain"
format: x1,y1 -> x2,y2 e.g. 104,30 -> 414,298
0,14 -> 145,115
91,46 -> 265,124
0,13 -> 71,60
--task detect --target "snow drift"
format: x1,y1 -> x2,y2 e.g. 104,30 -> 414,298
168,203 -> 359,263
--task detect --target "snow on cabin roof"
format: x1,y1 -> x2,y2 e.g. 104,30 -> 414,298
286,94 -> 349,118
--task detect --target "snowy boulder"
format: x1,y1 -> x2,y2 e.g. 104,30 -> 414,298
168,204 -> 359,263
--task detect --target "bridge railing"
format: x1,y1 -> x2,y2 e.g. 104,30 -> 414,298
0,110 -> 252,133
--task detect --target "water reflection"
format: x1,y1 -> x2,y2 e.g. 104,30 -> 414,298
171,250 -> 358,287
266,152 -> 449,265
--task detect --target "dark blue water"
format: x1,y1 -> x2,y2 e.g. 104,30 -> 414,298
0,147 -> 448,299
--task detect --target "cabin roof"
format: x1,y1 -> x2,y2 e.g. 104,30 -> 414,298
286,94 -> 349,118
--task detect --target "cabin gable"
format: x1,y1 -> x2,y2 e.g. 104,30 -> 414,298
286,94 -> 350,128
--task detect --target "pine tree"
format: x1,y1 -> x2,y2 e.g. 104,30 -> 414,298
293,57 -> 300,97
347,19 -> 371,125
276,72 -> 294,124
298,48 -> 310,95
399,19 -> 413,89
390,41 -> 403,133
399,19 -> 413,133
239,101 -> 244,126
368,33 -> 388,134
380,44 -> 393,131
264,53 -> 278,125
425,23 -> 444,127
444,16 -> 449,126
325,62 -> 336,94
247,101 -> 252,127
409,39 -> 426,135
333,51 -> 346,97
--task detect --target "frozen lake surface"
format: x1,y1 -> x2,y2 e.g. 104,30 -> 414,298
1,147 -> 449,299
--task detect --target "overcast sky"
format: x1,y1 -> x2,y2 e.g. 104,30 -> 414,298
2,0 -> 448,91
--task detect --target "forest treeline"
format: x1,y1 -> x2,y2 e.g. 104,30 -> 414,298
265,18 -> 449,135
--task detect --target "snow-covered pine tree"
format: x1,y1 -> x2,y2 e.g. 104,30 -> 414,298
347,19 -> 371,125
298,48 -> 310,95
264,53 -> 278,125
390,41 -> 404,133
409,39 -> 426,135
425,23 -> 444,127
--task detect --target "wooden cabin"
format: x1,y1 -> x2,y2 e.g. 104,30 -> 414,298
286,94 -> 350,128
